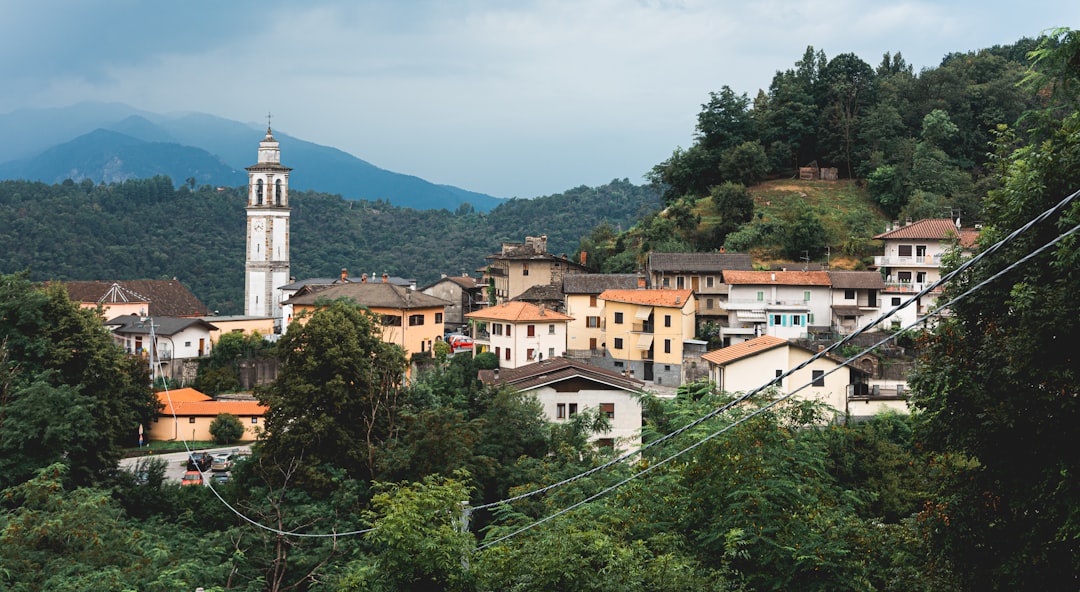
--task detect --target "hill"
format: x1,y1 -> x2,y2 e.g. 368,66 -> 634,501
0,103 -> 504,212
0,177 -> 660,314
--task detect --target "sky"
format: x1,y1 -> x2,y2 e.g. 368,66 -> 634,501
1,1 -> 1077,199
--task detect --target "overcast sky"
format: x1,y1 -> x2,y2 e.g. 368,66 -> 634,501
1,1 -> 1076,198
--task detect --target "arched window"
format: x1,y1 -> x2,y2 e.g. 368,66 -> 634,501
275,179 -> 282,205
256,179 -> 264,205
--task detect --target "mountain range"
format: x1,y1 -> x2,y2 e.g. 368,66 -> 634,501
0,102 -> 504,211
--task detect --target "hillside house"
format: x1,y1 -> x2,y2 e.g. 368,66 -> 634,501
106,315 -> 218,383
419,274 -> 486,334
482,235 -> 590,304
465,301 -> 573,369
827,271 -> 885,335
645,251 -> 754,328
562,274 -> 641,358
596,289 -> 695,386
722,271 -> 832,342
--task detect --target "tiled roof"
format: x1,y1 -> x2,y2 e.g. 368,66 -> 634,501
157,388 -> 212,403
723,271 -> 831,286
874,219 -> 965,241
598,289 -> 694,308
478,357 -> 644,391
285,282 -> 449,309
562,274 -> 640,294
828,271 -> 885,290
514,284 -> 564,302
106,315 -> 218,336
63,279 -> 209,316
159,399 -> 268,417
465,301 -> 573,322
701,335 -> 788,366
648,252 -> 754,273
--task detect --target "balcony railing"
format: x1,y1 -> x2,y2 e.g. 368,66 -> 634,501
631,322 -> 653,333
882,282 -> 943,293
874,254 -> 941,267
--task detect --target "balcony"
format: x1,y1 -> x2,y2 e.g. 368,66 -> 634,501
882,282 -> 943,294
631,322 -> 654,333
874,254 -> 941,268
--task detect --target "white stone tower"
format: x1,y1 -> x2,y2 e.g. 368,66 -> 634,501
244,123 -> 291,325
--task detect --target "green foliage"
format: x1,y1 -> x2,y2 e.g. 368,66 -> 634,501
719,140 -> 769,187
195,331 -> 272,395
209,413 -> 245,444
473,351 -> 498,370
707,182 -> 755,247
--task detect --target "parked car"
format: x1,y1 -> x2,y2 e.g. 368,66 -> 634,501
187,451 -> 213,471
180,470 -> 203,487
210,472 -> 231,485
447,334 -> 474,350
210,452 -> 233,472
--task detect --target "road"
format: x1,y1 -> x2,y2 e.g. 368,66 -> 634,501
119,445 -> 251,484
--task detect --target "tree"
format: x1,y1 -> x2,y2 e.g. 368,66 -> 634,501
909,29 -> 1080,590
257,299 -> 408,490
209,413 -> 245,444
707,182 -> 755,247
718,140 -> 769,187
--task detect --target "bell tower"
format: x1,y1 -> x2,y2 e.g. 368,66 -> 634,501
244,121 -> 292,326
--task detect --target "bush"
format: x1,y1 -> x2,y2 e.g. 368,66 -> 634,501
209,413 -> 245,444
473,351 -> 499,370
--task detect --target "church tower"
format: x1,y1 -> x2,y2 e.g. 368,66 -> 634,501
244,124 -> 291,326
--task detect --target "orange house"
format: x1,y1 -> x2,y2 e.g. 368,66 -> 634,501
147,388 -> 266,442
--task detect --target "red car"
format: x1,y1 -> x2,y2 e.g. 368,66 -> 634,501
181,470 -> 203,487
447,335 -> 473,350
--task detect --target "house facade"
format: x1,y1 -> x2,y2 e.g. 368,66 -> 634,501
646,251 -> 754,327
562,274 -> 641,358
722,271 -> 832,342
106,315 -> 218,383
482,235 -> 589,304
827,271 -> 885,335
479,357 -> 645,451
419,274 -> 486,334
701,335 -> 866,421
465,301 -> 573,369
596,289 -> 695,386
147,389 -> 266,442
284,280 -> 448,358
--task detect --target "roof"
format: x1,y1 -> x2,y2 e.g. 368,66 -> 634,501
828,271 -> 885,290
562,274 -> 640,294
106,315 -> 218,336
419,275 -> 481,292
831,305 -> 865,316
701,335 -> 788,366
478,357 -> 644,392
284,282 -> 449,309
63,279 -> 209,316
514,283 -> 564,303
158,399 -> 268,417
648,252 -> 754,273
874,219 -> 967,241
723,270 -> 831,286
281,275 -> 414,291
598,289 -> 694,308
156,388 -> 212,403
465,300 -> 573,322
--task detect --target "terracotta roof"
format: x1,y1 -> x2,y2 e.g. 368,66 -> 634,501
958,228 -> 980,249
562,274 -> 640,294
478,357 -> 644,391
63,279 -> 209,316
598,289 -> 694,308
648,252 -> 754,273
159,399 -> 268,417
723,271 -> 831,286
285,282 -> 449,309
157,388 -> 212,403
874,219 -> 966,241
828,271 -> 885,290
465,300 -> 573,322
701,335 -> 788,366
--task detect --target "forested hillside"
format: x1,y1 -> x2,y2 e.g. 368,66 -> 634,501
0,177 -> 659,313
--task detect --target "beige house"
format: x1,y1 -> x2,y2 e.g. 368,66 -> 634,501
597,289 -> 695,386
562,274 -> 641,356
827,271 -> 885,335
465,301 -> 573,369
419,274 -> 486,334
701,335 -> 867,421
482,235 -> 589,304
200,315 -> 276,343
479,357 -> 645,451
645,251 -> 754,325
146,388 -> 266,442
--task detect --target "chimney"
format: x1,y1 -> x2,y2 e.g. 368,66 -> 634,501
539,304 -> 546,316
382,273 -> 389,283
580,250 -> 587,266
719,246 -> 725,253
637,275 -> 646,288
771,273 -> 777,281
341,268 -> 348,282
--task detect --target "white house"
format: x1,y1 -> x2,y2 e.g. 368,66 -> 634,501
722,271 -> 832,341
106,315 -> 218,383
465,301 -> 573,369
479,357 -> 645,451
827,271 -> 886,335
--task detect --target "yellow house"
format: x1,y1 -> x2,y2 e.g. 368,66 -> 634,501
597,289 -> 695,386
146,388 -> 266,442
562,274 -> 641,356
284,281 -> 449,358
199,315 -> 276,343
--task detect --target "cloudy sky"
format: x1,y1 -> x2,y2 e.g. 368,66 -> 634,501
1,1 -> 1076,198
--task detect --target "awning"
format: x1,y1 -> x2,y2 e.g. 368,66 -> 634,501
636,334 -> 654,350
634,306 -> 653,320
737,309 -> 767,322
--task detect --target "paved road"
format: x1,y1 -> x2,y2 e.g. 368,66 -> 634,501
119,445 -> 251,484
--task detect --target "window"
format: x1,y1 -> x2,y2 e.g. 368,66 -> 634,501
664,339 -> 671,354
706,298 -> 714,310
256,179 -> 264,204
568,403 -> 578,416
664,314 -> 672,327
812,370 -> 825,387
916,245 -> 927,257
275,179 -> 283,205
527,348 -> 535,360
662,277 -> 670,287
435,313 -> 443,323
898,245 -> 912,257
185,341 -> 192,347
556,403 -> 566,419
614,361 -> 624,368
548,347 -> 555,358
892,297 -> 902,306
757,291 -> 764,301
527,324 -> 536,337
614,312 -> 624,324
549,324 -> 555,334
506,325 -> 511,336
804,290 -> 811,301
252,417 -> 258,424
677,276 -> 685,289
772,314 -> 782,326
493,323 -> 502,336
898,271 -> 912,282
505,348 -> 511,360
495,346 -> 500,358
600,403 -> 615,419
808,313 -> 814,324
706,276 -> 715,288
614,337 -> 624,349
586,316 -> 600,328
589,295 -> 597,307
408,314 -> 425,326
597,438 -> 615,449
916,271 -> 927,283
522,263 -> 529,276
844,289 -> 856,300
189,417 -> 196,424
382,315 -> 402,326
